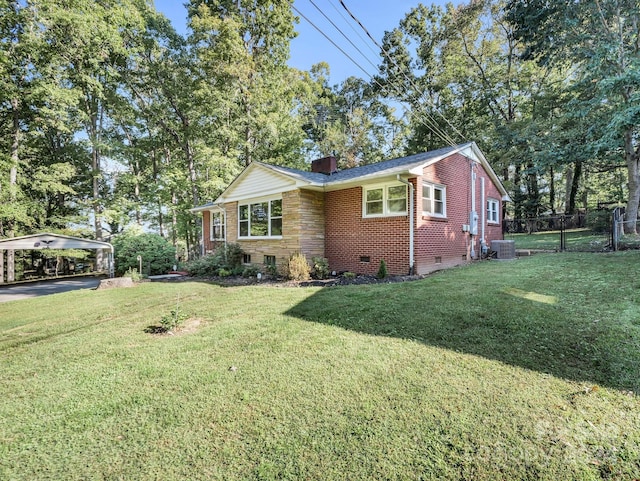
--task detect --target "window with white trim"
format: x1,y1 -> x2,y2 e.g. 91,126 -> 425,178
363,183 -> 407,217
487,198 -> 499,223
422,182 -> 446,217
238,197 -> 283,238
210,211 -> 225,240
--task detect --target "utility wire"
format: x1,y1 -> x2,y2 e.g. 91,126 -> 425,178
295,0 -> 460,149
291,4 -> 375,79
307,0 -> 379,73
338,0 -> 465,146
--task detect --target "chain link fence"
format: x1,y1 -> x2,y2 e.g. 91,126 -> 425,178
503,211 -> 613,253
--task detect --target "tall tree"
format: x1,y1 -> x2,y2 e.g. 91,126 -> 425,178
188,0 -> 306,168
507,0 -> 640,232
377,0 -> 562,218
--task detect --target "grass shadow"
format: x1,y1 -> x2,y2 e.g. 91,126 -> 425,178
285,264 -> 640,394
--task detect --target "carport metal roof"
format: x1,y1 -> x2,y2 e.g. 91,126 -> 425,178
0,233 -> 114,280
0,233 -> 113,252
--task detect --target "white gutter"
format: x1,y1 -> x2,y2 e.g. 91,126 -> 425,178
397,175 -> 415,275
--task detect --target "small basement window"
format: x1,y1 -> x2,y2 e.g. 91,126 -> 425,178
360,256 -> 371,263
264,255 -> 276,266
243,254 -> 252,264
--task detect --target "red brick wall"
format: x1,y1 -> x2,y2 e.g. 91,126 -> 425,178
415,153 -> 504,274
200,152 -> 505,275
325,186 -> 411,276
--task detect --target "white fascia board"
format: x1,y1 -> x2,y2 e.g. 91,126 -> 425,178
220,184 -> 300,203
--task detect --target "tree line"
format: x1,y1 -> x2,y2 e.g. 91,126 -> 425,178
1,0 -> 637,260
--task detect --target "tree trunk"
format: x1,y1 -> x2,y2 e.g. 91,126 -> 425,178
624,129 -> 640,234
567,161 -> 582,215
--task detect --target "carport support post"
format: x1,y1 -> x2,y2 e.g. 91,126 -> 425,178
6,249 -> 14,282
0,249 -> 4,284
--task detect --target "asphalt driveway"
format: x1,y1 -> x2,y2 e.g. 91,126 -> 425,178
0,277 -> 102,303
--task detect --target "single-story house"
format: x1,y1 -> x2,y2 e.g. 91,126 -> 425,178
191,142 -> 510,276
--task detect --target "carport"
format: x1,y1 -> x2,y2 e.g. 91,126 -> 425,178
0,233 -> 114,283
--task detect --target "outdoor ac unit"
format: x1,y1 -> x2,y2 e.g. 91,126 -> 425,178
491,240 -> 516,260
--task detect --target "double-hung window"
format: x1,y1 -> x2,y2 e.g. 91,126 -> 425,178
210,211 -> 225,240
422,182 -> 446,217
238,197 -> 283,238
487,198 -> 499,224
363,183 -> 407,217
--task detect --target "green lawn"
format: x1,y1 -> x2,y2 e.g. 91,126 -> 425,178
1,252 -> 639,480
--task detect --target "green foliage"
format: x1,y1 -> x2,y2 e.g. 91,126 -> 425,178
112,232 -> 176,276
377,259 -> 387,279
159,308 -> 188,332
218,268 -> 231,277
343,271 -> 356,279
242,264 -> 260,278
123,267 -> 143,282
265,263 -> 279,277
311,256 -> 330,280
286,252 -> 310,281
586,210 -> 612,234
185,243 -> 246,277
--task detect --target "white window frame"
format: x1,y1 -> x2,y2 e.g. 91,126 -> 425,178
487,198 -> 499,224
362,182 -> 408,218
210,210 -> 225,241
238,195 -> 283,239
422,182 -> 446,218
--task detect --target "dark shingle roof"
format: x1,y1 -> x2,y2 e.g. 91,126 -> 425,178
261,144 -> 468,186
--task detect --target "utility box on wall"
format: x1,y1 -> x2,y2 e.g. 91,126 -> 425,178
469,211 -> 479,236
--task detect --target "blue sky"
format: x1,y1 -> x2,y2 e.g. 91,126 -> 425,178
153,0 -> 458,85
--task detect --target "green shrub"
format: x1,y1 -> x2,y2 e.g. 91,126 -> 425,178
242,265 -> 260,278
218,268 -> 231,277
377,259 -> 388,279
185,243 -> 246,277
123,267 -> 142,282
112,231 -> 176,276
159,307 -> 188,332
265,262 -> 279,277
287,252 -> 311,281
312,257 -> 330,279
343,271 -> 356,279
185,254 -> 222,277
586,210 -> 611,233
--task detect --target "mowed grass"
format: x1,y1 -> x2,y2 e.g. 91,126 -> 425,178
1,252 -> 639,480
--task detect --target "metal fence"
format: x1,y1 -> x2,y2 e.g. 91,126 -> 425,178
503,212 -> 612,253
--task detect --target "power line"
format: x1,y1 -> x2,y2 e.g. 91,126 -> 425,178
291,4 -> 374,79
295,0 -> 461,148
338,0 -> 465,146
306,0 -> 379,73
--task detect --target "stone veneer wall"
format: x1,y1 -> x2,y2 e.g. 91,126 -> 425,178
218,189 -> 325,271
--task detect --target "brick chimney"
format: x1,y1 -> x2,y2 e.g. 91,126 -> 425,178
311,156 -> 337,175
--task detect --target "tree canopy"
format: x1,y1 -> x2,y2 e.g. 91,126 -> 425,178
1,0 -> 635,255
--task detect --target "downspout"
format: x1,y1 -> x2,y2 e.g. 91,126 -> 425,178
481,177 -> 486,255
200,213 -> 205,257
470,162 -> 477,259
397,175 -> 415,275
